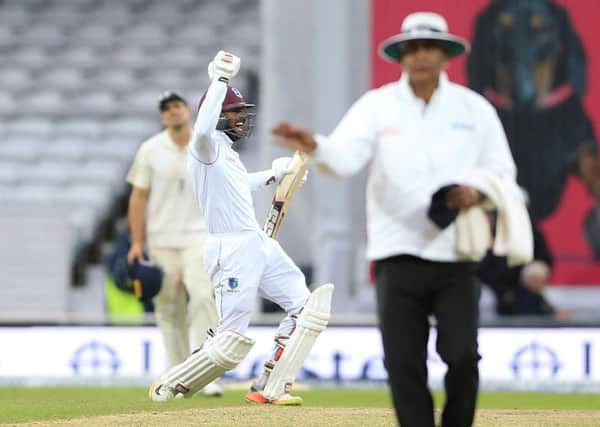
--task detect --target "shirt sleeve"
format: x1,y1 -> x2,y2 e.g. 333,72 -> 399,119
189,79 -> 228,163
477,103 -> 517,179
247,170 -> 276,191
309,92 -> 377,177
126,143 -> 151,190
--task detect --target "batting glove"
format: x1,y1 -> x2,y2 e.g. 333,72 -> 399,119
271,157 -> 293,184
208,50 -> 240,83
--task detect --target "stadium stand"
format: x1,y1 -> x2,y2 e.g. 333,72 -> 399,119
0,0 -> 259,321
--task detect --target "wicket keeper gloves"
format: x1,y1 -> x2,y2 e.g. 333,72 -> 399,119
207,50 -> 241,83
271,157 -> 293,184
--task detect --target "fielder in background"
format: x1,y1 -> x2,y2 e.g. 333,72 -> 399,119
148,51 -> 334,405
273,12 -> 518,427
126,92 -> 222,396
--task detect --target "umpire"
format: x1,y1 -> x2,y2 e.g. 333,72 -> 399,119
273,12 -> 517,427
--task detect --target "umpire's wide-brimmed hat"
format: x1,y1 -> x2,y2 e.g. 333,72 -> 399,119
378,12 -> 470,63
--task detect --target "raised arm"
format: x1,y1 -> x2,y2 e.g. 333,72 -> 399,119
272,92 -> 376,178
190,81 -> 227,162
190,51 -> 241,163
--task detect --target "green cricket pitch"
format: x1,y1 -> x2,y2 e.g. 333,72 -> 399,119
1,387 -> 599,426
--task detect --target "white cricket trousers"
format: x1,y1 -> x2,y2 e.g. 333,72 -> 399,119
149,245 -> 218,367
203,230 -> 310,336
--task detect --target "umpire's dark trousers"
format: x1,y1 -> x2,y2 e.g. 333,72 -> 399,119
375,255 -> 480,427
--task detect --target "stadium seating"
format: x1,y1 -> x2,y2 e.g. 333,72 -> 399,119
0,0 -> 259,307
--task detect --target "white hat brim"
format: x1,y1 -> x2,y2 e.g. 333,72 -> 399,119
378,30 -> 471,63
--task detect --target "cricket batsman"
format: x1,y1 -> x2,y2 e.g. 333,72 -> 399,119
148,51 -> 334,405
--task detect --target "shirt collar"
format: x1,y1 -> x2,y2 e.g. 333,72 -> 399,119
397,71 -> 448,104
217,130 -> 235,146
162,130 -> 188,152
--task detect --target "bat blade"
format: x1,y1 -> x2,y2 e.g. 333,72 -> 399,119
263,151 -> 308,238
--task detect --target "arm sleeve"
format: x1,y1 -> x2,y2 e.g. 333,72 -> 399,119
309,93 -> 377,177
126,143 -> 151,190
247,170 -> 275,191
189,80 -> 228,163
477,104 -> 517,179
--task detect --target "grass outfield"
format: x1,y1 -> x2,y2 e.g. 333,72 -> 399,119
1,387 -> 600,426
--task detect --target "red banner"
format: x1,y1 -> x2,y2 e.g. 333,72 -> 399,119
372,0 -> 600,284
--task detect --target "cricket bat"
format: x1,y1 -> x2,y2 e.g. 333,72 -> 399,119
263,151 -> 309,238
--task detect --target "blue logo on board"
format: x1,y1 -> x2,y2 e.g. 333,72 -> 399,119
510,341 -> 561,379
70,340 -> 121,375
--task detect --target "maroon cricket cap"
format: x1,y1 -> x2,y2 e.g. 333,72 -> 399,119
198,85 -> 255,112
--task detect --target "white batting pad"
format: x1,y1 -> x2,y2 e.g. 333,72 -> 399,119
262,283 -> 334,400
161,330 -> 254,396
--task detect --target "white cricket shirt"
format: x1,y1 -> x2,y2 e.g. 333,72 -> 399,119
313,72 -> 517,262
127,130 -> 207,248
187,80 -> 261,233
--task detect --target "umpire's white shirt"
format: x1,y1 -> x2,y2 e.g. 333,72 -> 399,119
127,130 -> 207,248
313,72 -> 516,262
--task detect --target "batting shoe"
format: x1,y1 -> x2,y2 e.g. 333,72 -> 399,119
245,391 -> 303,406
148,380 -> 176,402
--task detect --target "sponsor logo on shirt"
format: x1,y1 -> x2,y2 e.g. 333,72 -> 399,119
450,122 -> 475,131
224,154 -> 246,174
227,277 -> 240,293
378,127 -> 402,137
